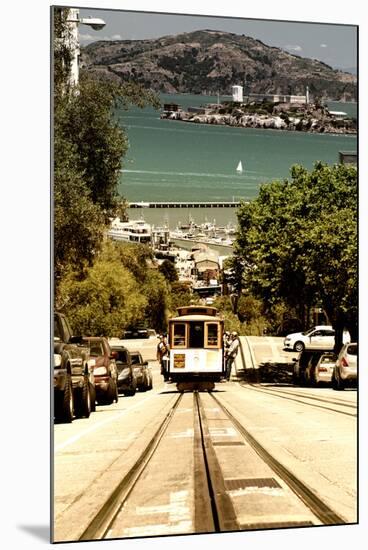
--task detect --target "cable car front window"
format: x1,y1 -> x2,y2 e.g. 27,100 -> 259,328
173,323 -> 186,347
189,322 -> 204,348
206,323 -> 219,347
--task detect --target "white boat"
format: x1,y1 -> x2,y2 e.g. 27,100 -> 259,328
107,218 -> 151,244
236,160 -> 243,173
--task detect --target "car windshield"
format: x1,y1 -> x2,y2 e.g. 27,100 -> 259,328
131,354 -> 141,365
89,342 -> 104,356
113,349 -> 128,363
321,354 -> 337,363
302,327 -> 316,336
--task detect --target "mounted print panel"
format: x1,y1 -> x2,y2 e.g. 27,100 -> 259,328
52,4 -> 358,544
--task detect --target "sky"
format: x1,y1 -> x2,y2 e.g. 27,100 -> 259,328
79,7 -> 357,71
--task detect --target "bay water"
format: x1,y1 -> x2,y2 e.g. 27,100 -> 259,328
115,93 -> 357,229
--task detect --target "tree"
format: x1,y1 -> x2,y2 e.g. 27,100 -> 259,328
233,162 -> 357,348
159,259 -> 179,283
53,10 -> 160,296
57,255 -> 147,337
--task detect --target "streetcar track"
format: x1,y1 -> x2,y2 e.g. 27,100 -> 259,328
240,337 -> 356,417
194,392 -> 240,533
238,383 -> 356,417
76,382 -> 349,541
78,393 -> 183,541
248,384 -> 356,408
208,392 -> 347,525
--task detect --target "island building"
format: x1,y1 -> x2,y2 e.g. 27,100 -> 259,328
232,85 -> 244,103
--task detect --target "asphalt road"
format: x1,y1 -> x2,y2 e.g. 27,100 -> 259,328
53,337 -> 357,542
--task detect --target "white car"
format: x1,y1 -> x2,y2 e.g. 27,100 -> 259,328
284,325 -> 350,352
332,343 -> 358,390
305,352 -> 337,385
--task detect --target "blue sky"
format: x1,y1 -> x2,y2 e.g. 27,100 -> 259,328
79,8 -> 357,71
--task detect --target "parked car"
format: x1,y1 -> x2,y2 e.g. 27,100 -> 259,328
130,350 -> 153,391
122,328 -> 149,339
83,337 -> 119,405
284,325 -> 350,352
108,339 -> 138,396
54,312 -> 95,423
292,350 -> 322,385
305,352 -> 337,386
332,343 -> 358,390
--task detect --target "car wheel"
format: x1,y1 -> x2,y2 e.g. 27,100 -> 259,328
333,368 -> 345,391
55,377 -> 73,423
89,382 -> 96,412
75,378 -> 91,418
294,341 -> 305,353
106,379 -> 115,404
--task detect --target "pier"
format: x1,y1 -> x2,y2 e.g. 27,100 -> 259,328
128,201 -> 243,209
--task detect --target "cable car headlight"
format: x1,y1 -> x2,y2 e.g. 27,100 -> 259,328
174,354 -> 185,368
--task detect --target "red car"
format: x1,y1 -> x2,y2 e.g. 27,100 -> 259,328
83,337 -> 119,405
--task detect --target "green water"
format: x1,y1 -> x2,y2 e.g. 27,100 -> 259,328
116,93 -> 356,228
117,93 -> 357,202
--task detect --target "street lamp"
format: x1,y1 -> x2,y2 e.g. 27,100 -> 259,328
65,8 -> 106,87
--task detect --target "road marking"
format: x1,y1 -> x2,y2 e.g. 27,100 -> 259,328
209,427 -> 238,437
228,487 -> 284,497
120,521 -> 192,537
54,394 -> 156,453
136,490 -> 190,520
170,428 -> 194,438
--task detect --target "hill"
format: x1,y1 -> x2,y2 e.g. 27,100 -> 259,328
81,29 -> 357,101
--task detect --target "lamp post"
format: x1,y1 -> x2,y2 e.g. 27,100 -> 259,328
65,8 -> 106,87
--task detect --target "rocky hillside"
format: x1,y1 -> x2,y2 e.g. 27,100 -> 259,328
81,29 -> 357,101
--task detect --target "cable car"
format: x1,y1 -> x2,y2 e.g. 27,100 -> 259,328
165,305 -> 225,391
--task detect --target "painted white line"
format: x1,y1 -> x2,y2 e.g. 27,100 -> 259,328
136,490 -> 190,519
121,521 -> 192,537
209,427 -> 238,437
228,487 -> 284,497
54,394 -> 156,453
170,428 -> 194,438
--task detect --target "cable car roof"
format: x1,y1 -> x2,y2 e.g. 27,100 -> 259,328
176,305 -> 218,317
169,314 -> 222,322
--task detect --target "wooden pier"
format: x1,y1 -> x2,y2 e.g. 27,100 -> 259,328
128,201 -> 243,209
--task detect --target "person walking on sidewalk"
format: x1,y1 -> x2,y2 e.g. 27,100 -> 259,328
226,331 -> 240,380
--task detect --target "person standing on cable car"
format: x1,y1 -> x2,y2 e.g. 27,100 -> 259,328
226,331 -> 239,380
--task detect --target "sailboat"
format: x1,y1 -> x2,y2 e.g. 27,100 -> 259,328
236,160 -> 243,174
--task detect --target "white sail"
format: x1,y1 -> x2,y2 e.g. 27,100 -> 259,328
236,160 -> 243,173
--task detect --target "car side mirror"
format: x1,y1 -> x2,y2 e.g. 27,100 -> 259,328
143,361 -> 148,366
292,358 -> 297,362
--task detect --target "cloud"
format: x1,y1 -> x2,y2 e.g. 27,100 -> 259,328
79,33 -> 95,42
320,43 -> 328,48
284,44 -> 302,52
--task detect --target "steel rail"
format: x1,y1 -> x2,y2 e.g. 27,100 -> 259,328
208,392 -> 347,525
239,383 -> 356,417
194,392 -> 240,532
78,393 -> 183,541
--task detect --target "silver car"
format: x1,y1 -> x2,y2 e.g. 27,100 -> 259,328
305,352 -> 337,385
332,343 -> 358,390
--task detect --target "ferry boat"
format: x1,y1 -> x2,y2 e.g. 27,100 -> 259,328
107,218 -> 152,244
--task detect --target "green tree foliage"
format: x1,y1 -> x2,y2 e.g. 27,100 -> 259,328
168,281 -> 200,314
233,162 -> 357,344
159,259 -> 179,283
53,9 -> 160,299
54,135 -> 105,285
57,241 -> 171,335
57,254 -> 147,337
